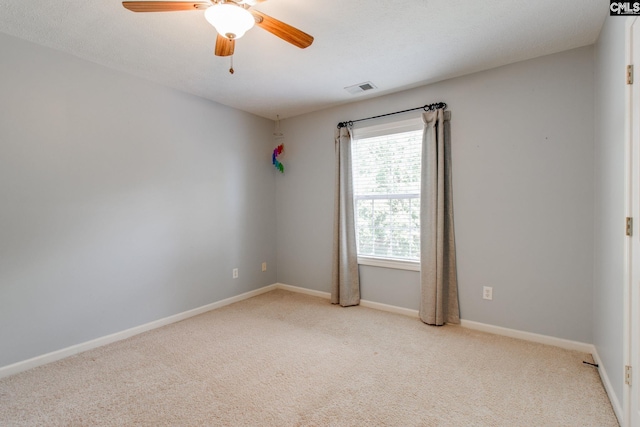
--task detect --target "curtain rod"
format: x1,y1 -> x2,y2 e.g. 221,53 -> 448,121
336,102 -> 447,129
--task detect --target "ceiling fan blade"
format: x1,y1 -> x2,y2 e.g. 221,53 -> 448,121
122,1 -> 209,12
215,34 -> 235,57
250,10 -> 313,49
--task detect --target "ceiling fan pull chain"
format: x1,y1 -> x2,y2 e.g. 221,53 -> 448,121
229,55 -> 234,74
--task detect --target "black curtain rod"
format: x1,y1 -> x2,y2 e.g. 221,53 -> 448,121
337,102 -> 447,129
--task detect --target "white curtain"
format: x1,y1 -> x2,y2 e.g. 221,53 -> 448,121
331,127 -> 360,306
419,109 -> 460,325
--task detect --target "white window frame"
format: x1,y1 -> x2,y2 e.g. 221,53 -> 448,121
357,256 -> 420,271
351,117 -> 423,271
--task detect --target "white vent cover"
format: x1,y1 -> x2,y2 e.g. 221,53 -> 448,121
344,81 -> 378,95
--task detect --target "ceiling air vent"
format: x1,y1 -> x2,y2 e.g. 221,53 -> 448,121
344,81 -> 378,95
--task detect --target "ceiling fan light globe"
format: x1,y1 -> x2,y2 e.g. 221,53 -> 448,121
205,4 -> 255,40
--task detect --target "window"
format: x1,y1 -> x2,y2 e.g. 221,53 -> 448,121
351,118 -> 422,271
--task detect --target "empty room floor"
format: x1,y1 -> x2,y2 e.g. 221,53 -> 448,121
0,290 -> 618,426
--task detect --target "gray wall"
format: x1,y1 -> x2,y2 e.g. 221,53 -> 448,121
0,33 -> 277,367
593,17 -> 626,408
1,25 -> 619,379
276,46 -> 595,343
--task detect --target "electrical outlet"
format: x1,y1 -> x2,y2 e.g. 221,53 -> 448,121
483,286 -> 493,300
233,268 -> 238,279
262,262 -> 267,272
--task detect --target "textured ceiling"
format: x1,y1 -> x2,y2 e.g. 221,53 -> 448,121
0,0 -> 606,119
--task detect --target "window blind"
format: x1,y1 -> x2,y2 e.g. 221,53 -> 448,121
351,125 -> 422,262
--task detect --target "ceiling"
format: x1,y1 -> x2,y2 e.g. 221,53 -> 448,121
0,0 -> 606,120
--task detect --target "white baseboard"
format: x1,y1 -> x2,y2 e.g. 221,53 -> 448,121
359,299 -> 420,318
0,284 -> 277,379
592,348 -> 624,425
276,283 -> 593,353
0,282 -> 603,388
275,283 -> 331,299
459,319 -> 594,354
274,283 -> 420,318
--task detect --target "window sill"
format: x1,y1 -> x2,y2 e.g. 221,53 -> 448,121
357,256 -> 420,271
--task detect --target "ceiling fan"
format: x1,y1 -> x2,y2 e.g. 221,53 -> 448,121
122,0 -> 314,72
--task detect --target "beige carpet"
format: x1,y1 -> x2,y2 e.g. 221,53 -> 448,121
0,289 -> 618,426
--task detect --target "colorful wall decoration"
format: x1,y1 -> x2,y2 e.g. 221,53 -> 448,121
272,144 -> 284,173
